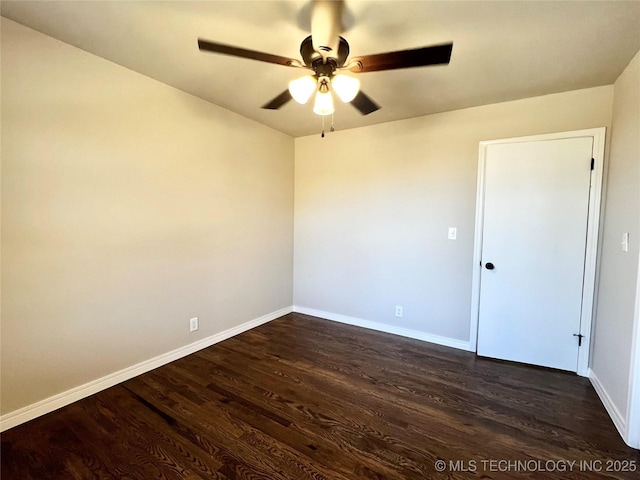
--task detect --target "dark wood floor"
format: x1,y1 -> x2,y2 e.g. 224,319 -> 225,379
2,313 -> 639,479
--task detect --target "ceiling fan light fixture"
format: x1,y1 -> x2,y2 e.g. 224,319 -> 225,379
313,89 -> 334,116
331,74 -> 360,103
288,75 -> 317,104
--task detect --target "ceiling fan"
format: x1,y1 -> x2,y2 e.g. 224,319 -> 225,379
198,0 -> 453,118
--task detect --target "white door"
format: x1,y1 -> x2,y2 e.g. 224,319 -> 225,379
476,136 -> 594,372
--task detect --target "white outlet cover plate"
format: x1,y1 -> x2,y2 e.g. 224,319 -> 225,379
190,317 -> 199,332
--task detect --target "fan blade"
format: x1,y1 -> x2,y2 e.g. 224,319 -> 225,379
311,0 -> 344,62
348,43 -> 453,73
198,39 -> 304,68
261,90 -> 293,110
351,91 -> 380,115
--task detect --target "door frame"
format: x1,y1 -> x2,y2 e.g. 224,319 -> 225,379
469,128 -> 606,377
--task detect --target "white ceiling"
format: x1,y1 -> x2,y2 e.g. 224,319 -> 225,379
2,1 -> 640,138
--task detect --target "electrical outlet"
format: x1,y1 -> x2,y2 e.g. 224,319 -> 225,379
395,306 -> 403,318
189,317 -> 199,332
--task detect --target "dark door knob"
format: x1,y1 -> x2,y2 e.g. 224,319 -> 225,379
485,262 -> 495,270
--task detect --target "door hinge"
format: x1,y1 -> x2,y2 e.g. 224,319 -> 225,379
573,333 -> 584,346
590,158 -> 595,170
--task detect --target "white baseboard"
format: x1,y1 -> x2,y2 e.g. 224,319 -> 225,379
589,368 -> 628,442
0,306 -> 293,433
293,306 -> 473,352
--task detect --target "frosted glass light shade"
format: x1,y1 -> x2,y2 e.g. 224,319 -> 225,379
331,74 -> 360,103
313,90 -> 334,116
288,76 -> 317,104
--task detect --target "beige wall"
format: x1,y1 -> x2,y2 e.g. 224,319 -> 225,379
294,86 -> 613,343
1,19 -> 294,415
591,51 -> 640,421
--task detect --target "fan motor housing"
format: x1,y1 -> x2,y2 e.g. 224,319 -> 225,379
300,35 -> 350,69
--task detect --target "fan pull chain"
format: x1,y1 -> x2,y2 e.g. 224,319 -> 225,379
320,114 -> 336,138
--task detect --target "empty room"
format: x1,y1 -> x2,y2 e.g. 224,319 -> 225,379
2,1 -> 640,479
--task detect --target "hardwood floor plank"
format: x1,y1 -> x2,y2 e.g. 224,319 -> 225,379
195,346 -> 469,476
203,328 -> 600,473
164,363 -> 397,479
92,387 -> 226,479
126,373 -> 355,480
3,313 -> 639,479
191,353 -> 414,478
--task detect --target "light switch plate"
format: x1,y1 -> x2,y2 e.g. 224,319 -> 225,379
448,227 -> 457,240
622,232 -> 629,252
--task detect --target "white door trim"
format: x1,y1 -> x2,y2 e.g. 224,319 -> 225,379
625,251 -> 640,448
469,128 -> 606,377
